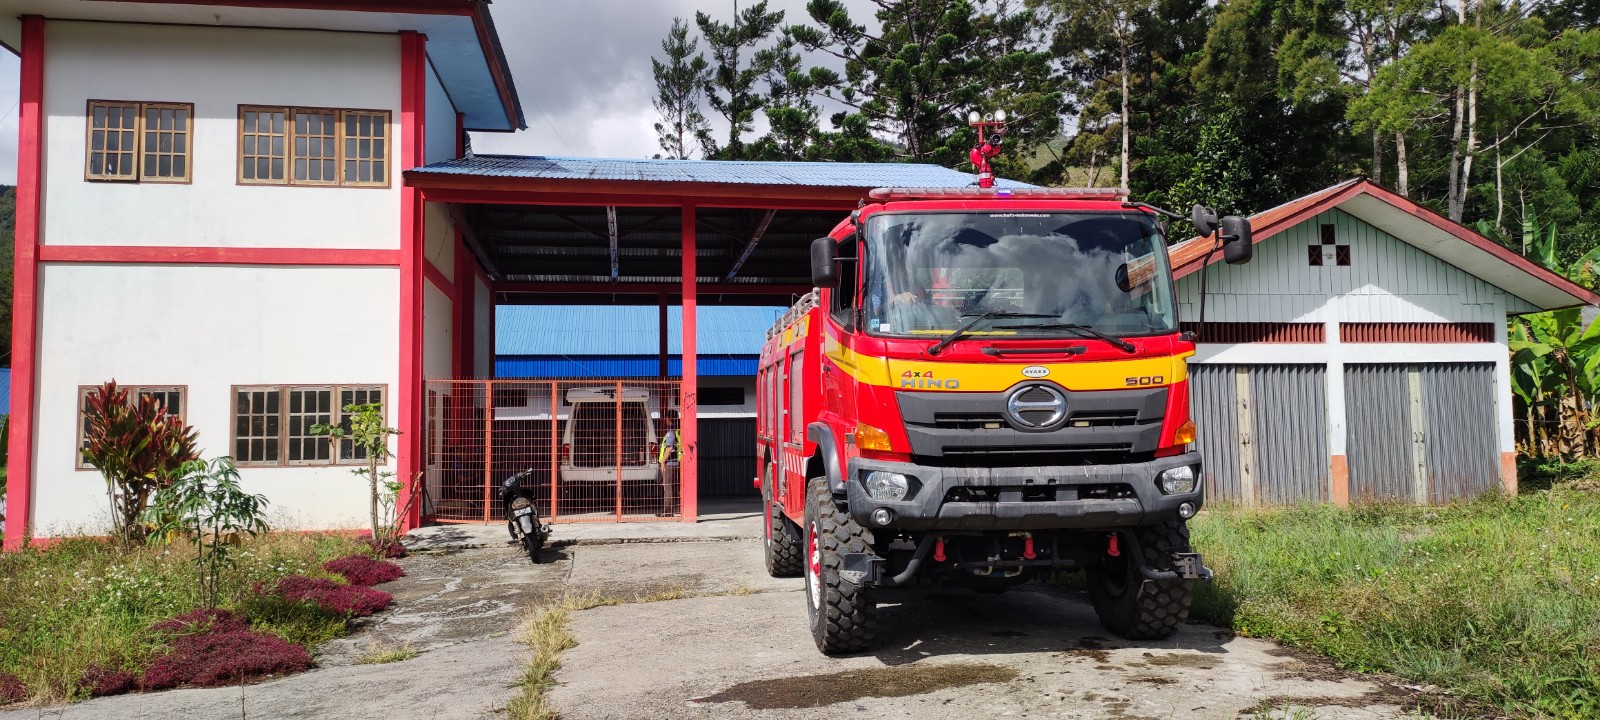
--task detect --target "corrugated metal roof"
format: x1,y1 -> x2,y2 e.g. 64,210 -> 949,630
496,357 -> 756,378
496,305 -> 780,356
0,368 -> 10,415
413,155 -> 1035,189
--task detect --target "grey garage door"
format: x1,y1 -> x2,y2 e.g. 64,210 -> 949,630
1345,363 -> 1499,502
1190,364 -> 1329,505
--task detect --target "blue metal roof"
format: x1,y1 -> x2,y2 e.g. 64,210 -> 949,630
497,306 -> 779,356
413,155 -> 1035,189
496,357 -> 756,378
0,368 -> 10,415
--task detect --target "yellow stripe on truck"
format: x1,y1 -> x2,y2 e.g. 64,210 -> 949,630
825,343 -> 1191,392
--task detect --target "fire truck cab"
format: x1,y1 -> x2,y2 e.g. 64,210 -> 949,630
755,185 -> 1252,654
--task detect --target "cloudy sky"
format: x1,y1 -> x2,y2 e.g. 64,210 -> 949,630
0,0 -> 877,184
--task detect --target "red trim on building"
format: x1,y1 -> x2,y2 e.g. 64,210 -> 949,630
453,231 -> 471,378
111,0 -> 476,12
1179,322 -> 1326,344
5,16 -> 44,552
680,204 -> 698,524
411,180 -> 870,209
424,259 -> 457,301
495,282 -> 813,296
37,246 -> 400,266
1339,322 -> 1496,344
397,31 -> 427,532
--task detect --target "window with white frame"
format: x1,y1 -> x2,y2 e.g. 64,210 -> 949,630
85,101 -> 192,183
77,385 -> 186,469
232,385 -> 387,466
238,106 -> 390,187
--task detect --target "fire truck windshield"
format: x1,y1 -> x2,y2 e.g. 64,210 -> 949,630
863,211 -> 1177,339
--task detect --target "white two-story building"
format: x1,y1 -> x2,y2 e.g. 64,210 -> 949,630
2,0 -> 519,547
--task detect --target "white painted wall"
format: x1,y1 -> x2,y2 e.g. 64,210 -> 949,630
41,21 -> 401,249
33,264 -> 400,535
424,63 -> 458,165
423,203 -> 456,283
697,376 -> 757,418
424,282 -> 454,380
1178,209 -> 1517,459
474,277 -> 493,378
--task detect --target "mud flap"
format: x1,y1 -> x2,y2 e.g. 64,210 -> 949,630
840,552 -> 886,587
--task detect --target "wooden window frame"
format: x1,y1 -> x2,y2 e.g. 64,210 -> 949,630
230,384 -> 389,467
236,105 -> 392,189
84,100 -> 194,184
76,384 -> 188,470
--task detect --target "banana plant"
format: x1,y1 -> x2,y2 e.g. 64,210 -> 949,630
1501,207 -> 1600,458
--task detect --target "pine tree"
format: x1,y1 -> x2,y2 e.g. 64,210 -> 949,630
697,1 -> 785,160
651,18 -> 712,160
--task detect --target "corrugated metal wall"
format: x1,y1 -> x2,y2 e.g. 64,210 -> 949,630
1420,363 -> 1499,501
1344,363 -> 1500,503
699,418 -> 759,496
1345,364 -> 1415,501
1248,365 -> 1330,504
1190,365 -> 1242,501
1190,363 -> 1328,505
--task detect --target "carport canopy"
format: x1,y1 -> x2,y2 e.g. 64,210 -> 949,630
403,155 -> 1026,522
405,155 -> 1029,307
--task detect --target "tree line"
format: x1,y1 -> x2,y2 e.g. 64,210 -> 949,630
651,0 -> 1598,264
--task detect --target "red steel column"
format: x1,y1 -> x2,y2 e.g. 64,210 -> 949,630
5,16 -> 45,552
397,30 -> 427,532
681,204 -> 699,523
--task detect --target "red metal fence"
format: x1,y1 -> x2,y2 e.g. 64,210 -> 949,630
422,379 -> 684,524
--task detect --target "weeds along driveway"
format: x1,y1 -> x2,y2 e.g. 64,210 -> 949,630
1,535 -> 1430,720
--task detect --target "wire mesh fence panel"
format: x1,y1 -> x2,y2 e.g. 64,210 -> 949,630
423,378 -> 684,524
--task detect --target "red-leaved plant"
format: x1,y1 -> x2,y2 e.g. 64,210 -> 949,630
323,555 -> 405,586
140,630 -> 312,690
270,575 -> 392,616
149,608 -> 251,636
0,673 -> 26,704
78,666 -> 136,697
80,381 -> 200,544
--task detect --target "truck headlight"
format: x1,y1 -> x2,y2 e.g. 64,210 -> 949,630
1157,466 -> 1196,495
864,471 -> 911,501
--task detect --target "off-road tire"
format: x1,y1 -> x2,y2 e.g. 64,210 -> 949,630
1087,520 -> 1194,640
803,478 -> 877,654
763,464 -> 803,577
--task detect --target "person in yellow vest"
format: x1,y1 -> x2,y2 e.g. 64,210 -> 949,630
658,409 -> 680,517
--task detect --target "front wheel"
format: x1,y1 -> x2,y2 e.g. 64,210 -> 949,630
763,463 -> 803,578
1087,521 -> 1194,640
803,478 -> 877,654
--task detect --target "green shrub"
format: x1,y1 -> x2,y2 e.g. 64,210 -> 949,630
1191,487 -> 1600,718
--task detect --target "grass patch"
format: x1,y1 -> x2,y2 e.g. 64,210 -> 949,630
356,645 -> 418,665
1190,482 -> 1600,719
505,586 -> 688,719
0,532 -> 370,704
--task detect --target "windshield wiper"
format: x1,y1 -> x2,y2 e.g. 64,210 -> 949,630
993,322 -> 1138,353
927,311 -> 1057,356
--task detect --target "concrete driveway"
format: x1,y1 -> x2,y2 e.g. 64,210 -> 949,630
549,539 -> 1423,720
0,502 -> 1432,719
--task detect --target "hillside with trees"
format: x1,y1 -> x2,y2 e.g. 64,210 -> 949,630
649,0 -> 1600,460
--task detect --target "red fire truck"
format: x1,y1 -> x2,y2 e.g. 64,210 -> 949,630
754,118 -> 1254,654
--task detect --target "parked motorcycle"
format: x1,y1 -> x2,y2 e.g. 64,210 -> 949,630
499,470 -> 550,563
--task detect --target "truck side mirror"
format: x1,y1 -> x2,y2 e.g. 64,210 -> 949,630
1190,204 -> 1220,236
1220,215 -> 1253,264
810,237 -> 840,288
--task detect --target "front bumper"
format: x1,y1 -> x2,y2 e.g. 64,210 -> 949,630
844,452 -> 1202,531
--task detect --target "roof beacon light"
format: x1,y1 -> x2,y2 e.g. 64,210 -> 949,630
867,187 -> 1129,201
967,109 -> 1008,189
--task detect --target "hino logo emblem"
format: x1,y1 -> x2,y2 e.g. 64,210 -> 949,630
1007,384 -> 1067,428
1022,366 -> 1050,378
